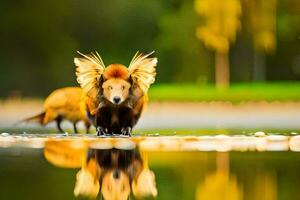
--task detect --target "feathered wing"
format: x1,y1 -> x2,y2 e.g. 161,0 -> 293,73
74,51 -> 105,96
128,51 -> 157,93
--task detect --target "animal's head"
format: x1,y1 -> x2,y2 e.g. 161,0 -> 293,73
74,51 -> 157,105
101,64 -> 130,105
101,170 -> 130,200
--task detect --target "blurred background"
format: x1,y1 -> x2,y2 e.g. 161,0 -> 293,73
0,0 -> 300,131
0,0 -> 299,97
1,2 -> 300,199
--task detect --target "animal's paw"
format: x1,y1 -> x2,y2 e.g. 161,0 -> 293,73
96,127 -> 107,136
121,127 -> 132,136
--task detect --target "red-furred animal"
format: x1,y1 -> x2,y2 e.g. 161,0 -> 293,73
74,51 -> 157,136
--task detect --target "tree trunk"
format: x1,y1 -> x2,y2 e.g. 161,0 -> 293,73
215,52 -> 230,89
253,52 -> 266,81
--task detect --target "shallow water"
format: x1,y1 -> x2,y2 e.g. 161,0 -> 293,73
1,134 -> 300,200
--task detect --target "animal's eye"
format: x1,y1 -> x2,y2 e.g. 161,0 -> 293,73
121,86 -> 126,90
108,86 -> 113,90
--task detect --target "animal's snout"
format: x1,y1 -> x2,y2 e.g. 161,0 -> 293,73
113,96 -> 121,104
113,170 -> 120,179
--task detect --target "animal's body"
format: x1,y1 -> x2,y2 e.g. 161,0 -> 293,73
74,51 -> 157,136
21,87 -> 90,133
95,95 -> 146,135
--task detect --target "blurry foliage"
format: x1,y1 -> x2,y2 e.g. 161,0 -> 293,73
0,0 -> 165,96
195,0 -> 242,53
244,0 -> 277,53
156,0 -> 212,83
0,0 -> 300,97
194,0 -> 242,88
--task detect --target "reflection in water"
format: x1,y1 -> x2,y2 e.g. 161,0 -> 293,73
44,139 -> 157,200
74,158 -> 100,198
196,170 -> 242,200
196,153 -> 243,200
196,153 -> 278,200
37,137 -> 300,200
252,172 -> 277,200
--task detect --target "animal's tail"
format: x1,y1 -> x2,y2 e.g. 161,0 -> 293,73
14,112 -> 46,126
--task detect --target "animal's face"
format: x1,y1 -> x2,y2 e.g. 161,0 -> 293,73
102,78 -> 131,105
101,170 -> 130,200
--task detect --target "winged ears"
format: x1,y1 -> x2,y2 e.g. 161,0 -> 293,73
74,51 -> 157,95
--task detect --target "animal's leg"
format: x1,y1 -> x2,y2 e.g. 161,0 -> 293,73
73,122 -> 78,133
95,106 -> 111,136
121,127 -> 132,136
86,110 -> 96,127
85,122 -> 91,134
55,116 -> 64,133
96,127 -> 106,136
119,107 -> 134,136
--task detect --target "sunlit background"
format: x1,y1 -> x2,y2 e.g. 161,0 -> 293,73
1,0 -> 300,132
0,0 -> 299,97
1,1 -> 300,200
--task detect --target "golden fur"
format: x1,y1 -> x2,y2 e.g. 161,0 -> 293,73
102,78 -> 131,104
74,51 -> 157,97
21,87 -> 91,133
103,64 -> 129,80
43,140 -> 157,199
74,51 -> 157,135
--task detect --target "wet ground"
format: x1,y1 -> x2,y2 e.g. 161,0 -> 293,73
1,134 -> 300,200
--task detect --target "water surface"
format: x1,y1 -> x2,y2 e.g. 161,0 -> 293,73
0,134 -> 300,200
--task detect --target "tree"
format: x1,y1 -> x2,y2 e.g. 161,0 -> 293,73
156,0 -> 212,83
195,0 -> 242,88
244,0 -> 277,81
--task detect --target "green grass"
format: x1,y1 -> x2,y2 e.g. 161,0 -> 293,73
148,82 -> 300,102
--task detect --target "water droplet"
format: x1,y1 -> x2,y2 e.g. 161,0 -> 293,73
1,133 -> 10,137
254,131 -> 266,137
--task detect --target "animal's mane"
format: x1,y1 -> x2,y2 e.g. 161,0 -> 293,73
103,64 -> 129,80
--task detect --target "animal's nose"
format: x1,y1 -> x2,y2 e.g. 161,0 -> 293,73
113,96 -> 121,104
113,170 -> 120,179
